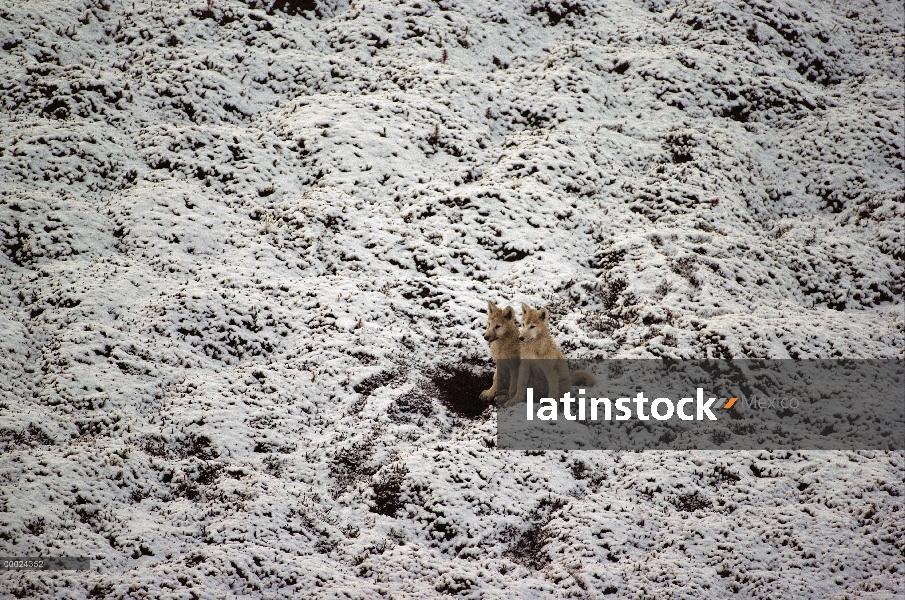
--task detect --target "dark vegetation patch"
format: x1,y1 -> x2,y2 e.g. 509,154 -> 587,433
400,282 -> 448,308
503,496 -> 568,569
353,369 -> 404,398
330,433 -> 381,496
349,350 -> 378,365
749,463 -> 781,478
570,460 -> 607,486
0,219 -> 34,267
434,570 -> 475,594
710,429 -> 732,445
88,581 -> 117,599
570,460 -> 590,479
567,276 -> 636,330
151,294 -> 290,363
729,422 -> 758,436
476,234 -> 536,263
670,490 -> 711,512
721,102 -> 751,123
582,311 -> 620,335
249,0 -> 340,19
432,361 -> 493,419
262,455 -> 285,477
142,432 -> 218,460
371,463 -> 408,516
10,578 -> 45,599
185,553 -> 207,567
165,461 -> 225,502
663,131 -> 696,164
671,255 -> 701,288
387,386 -> 435,424
545,274 -> 638,336
252,439 -> 296,454
71,493 -> 103,529
75,414 -> 122,438
503,522 -> 550,569
596,276 -> 631,312
0,423 -> 54,452
697,329 -> 733,358
529,0 -> 586,26
588,247 -> 626,271
542,292 -> 576,322
353,359 -> 492,421
130,544 -> 154,560
495,244 -> 531,262
129,487 -> 151,503
247,413 -> 278,429
26,516 -> 46,535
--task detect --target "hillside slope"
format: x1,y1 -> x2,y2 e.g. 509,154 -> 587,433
1,0 -> 902,598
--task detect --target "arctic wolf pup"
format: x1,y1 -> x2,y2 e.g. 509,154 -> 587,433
509,304 -> 595,406
479,302 -> 521,404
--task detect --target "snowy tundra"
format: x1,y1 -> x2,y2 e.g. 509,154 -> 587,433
0,0 -> 902,598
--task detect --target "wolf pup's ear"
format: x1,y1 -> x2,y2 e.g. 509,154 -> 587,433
539,308 -> 548,321
487,301 -> 499,314
501,306 -> 514,320
520,303 -> 532,315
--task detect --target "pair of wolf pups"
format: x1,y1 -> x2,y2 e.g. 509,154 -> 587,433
480,302 -> 595,407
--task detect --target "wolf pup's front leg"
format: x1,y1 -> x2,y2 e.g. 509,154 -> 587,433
504,359 -> 521,405
506,359 -> 532,407
479,369 -> 499,402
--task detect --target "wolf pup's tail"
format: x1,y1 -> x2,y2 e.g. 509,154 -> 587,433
570,369 -> 595,387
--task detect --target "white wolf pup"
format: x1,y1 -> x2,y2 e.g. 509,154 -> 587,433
480,301 -> 521,405
509,304 -> 595,406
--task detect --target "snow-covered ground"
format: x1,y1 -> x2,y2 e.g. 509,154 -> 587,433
1,0 -> 902,597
